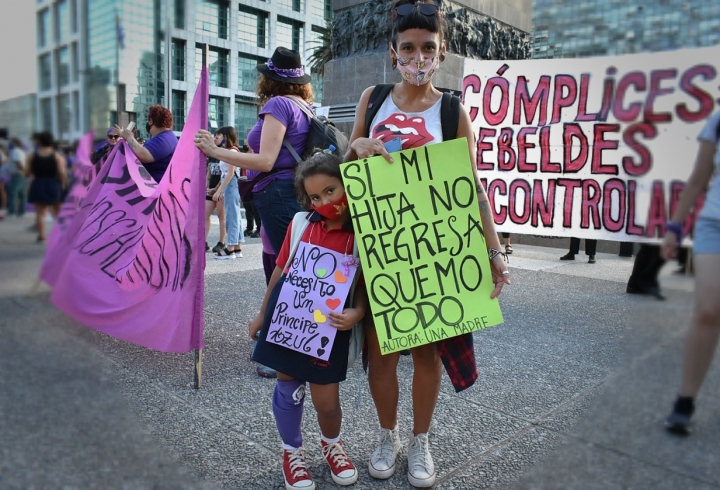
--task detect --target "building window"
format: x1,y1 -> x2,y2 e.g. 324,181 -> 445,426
209,95 -> 229,128
38,8 -> 50,48
40,98 -> 53,131
70,0 -> 77,33
277,17 -> 304,52
173,0 -> 185,29
73,91 -> 80,131
238,6 -> 268,48
310,0 -> 332,21
311,73 -> 323,105
71,42 -> 79,82
39,54 -> 52,91
172,39 -> 185,81
172,90 -> 186,131
196,45 -> 229,88
238,53 -> 262,92
55,0 -> 70,43
235,98 -> 257,142
278,0 -> 303,14
56,47 -> 70,87
57,93 -> 71,137
196,0 -> 229,40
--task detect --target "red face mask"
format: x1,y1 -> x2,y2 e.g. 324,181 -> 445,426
312,194 -> 348,220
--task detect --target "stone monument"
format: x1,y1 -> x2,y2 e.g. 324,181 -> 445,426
323,0 -> 533,132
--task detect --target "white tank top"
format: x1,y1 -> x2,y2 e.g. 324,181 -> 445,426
369,90 -> 443,149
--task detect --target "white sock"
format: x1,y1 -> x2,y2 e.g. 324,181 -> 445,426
282,444 -> 300,452
321,433 -> 341,445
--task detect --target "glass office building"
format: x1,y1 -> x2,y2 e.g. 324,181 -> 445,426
36,0 -> 333,143
532,0 -> 720,58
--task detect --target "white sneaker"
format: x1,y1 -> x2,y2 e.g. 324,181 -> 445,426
407,433 -> 435,488
368,425 -> 401,479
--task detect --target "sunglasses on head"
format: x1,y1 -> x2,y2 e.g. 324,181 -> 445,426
395,3 -> 439,18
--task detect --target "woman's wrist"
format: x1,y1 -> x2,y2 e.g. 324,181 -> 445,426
488,248 -> 505,262
666,221 -> 683,242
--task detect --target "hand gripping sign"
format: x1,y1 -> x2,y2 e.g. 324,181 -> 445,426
266,241 -> 359,360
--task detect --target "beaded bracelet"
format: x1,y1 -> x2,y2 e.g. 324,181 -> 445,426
488,248 -> 507,262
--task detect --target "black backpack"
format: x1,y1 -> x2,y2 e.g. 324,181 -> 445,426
364,84 -> 461,141
282,96 -> 349,162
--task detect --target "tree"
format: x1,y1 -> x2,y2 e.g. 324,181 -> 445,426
307,21 -> 333,76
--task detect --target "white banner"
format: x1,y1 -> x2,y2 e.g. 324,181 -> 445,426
463,45 -> 719,242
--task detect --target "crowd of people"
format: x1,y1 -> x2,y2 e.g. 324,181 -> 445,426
2,0 -> 718,488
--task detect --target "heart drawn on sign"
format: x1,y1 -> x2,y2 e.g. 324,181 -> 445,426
313,309 -> 327,323
316,268 -> 328,278
334,270 -> 347,283
326,298 -> 341,310
317,337 -> 329,357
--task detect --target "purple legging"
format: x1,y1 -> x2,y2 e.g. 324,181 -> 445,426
272,379 -> 305,449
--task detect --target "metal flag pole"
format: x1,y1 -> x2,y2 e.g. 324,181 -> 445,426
194,43 -> 210,390
115,4 -> 122,126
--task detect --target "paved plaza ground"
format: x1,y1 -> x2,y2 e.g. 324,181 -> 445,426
2,212 -> 719,489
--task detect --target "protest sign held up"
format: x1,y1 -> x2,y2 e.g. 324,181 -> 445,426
267,241 -> 359,360
463,45 -> 720,242
341,138 -> 504,355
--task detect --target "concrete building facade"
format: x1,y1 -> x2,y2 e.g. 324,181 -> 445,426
0,95 -> 38,144
35,0 -> 333,143
532,0 -> 720,59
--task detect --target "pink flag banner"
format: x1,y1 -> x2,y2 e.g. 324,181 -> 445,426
48,69 -> 209,353
266,242 -> 358,360
40,131 -> 98,287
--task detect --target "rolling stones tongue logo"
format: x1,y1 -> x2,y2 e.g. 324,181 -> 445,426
372,113 -> 433,149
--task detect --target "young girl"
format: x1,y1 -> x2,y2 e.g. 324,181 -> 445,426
249,152 -> 367,490
344,1 -> 510,487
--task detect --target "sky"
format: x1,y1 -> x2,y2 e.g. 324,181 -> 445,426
0,1 -> 37,101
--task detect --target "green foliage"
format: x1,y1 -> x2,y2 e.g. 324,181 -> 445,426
308,21 -> 333,76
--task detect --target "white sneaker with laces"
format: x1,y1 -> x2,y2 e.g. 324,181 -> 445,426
368,425 -> 402,479
407,433 -> 435,488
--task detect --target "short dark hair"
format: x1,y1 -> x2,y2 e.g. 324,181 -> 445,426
34,131 -> 55,148
294,152 -> 344,210
390,0 -> 446,49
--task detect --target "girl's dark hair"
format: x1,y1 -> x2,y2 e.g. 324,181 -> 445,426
294,152 -> 343,210
390,0 -> 446,49
215,126 -> 239,149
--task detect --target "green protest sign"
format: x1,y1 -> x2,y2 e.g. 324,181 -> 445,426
340,138 -> 504,355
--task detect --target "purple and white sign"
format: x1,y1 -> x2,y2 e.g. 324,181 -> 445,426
267,242 -> 358,360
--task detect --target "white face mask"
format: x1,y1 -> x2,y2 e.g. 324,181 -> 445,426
391,46 -> 440,86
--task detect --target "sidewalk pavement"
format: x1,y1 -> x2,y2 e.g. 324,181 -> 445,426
1,212 -> 718,489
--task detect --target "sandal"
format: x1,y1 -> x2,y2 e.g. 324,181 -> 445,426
214,247 -> 236,260
505,245 -> 513,255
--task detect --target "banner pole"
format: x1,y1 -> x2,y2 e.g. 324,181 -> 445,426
193,44 -> 210,390
194,349 -> 203,388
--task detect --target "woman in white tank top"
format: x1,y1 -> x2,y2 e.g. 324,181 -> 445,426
344,1 -> 511,487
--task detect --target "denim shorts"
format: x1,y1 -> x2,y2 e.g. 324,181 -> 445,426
693,217 -> 720,255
